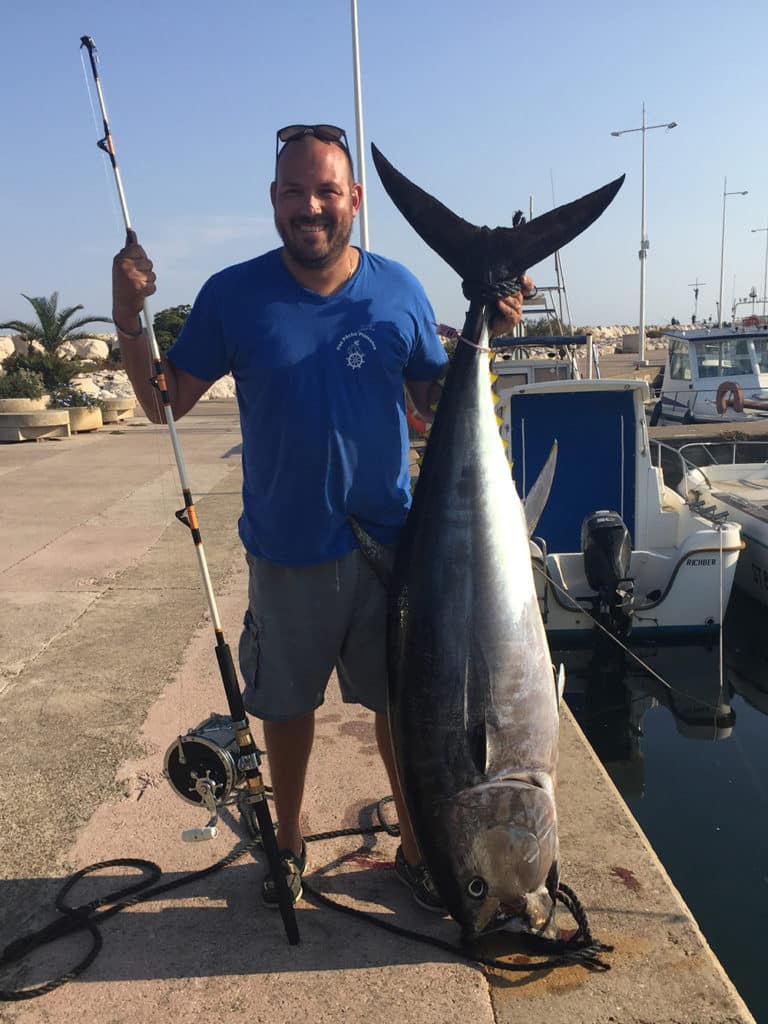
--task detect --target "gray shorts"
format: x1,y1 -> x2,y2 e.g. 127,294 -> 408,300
238,548 -> 389,720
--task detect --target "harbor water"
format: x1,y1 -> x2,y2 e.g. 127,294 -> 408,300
562,589 -> 768,1024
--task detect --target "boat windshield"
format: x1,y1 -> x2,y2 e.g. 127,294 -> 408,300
669,338 -> 692,380
751,336 -> 768,372
695,337 -> 754,378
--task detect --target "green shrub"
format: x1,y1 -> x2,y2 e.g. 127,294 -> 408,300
153,305 -> 191,354
48,385 -> 103,409
2,351 -> 83,391
525,316 -> 564,337
0,368 -> 46,399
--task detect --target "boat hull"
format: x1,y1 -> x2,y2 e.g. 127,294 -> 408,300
532,535 -> 742,641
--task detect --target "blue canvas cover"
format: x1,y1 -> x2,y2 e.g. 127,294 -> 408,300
509,389 -> 637,552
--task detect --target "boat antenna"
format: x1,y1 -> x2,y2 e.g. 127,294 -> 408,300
78,35 -> 300,945
688,279 -> 706,324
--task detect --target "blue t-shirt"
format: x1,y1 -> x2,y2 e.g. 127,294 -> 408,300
168,248 -> 447,566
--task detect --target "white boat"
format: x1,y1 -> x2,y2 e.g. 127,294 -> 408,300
409,333 -> 591,437
664,439 -> 768,607
652,326 -> 768,424
491,333 -> 592,390
496,378 -> 743,641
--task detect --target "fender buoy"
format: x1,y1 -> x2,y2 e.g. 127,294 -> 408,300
715,380 -> 744,415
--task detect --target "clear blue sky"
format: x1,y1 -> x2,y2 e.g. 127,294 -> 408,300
3,0 -> 767,331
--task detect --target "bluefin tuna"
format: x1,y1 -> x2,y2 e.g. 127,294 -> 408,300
369,146 -> 623,940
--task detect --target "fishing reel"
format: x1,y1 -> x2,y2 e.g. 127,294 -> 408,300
164,712 -> 263,843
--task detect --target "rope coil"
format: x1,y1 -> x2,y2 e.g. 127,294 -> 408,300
0,804 -> 609,1000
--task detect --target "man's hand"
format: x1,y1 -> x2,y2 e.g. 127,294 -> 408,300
488,274 -> 536,339
112,229 -> 157,332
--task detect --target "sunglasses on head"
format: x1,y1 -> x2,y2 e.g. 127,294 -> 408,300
275,124 -> 353,175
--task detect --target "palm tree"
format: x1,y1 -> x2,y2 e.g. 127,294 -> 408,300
0,292 -> 112,354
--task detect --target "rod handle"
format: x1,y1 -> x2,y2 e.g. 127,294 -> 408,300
181,826 -> 218,843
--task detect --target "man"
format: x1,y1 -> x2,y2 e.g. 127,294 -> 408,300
112,123 -> 534,911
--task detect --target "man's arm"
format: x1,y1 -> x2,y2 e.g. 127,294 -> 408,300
112,233 -> 211,422
405,378 -> 443,426
405,273 -> 536,423
115,331 -> 211,423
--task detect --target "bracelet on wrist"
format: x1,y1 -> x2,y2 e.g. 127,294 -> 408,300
113,316 -> 144,338
523,286 -> 538,301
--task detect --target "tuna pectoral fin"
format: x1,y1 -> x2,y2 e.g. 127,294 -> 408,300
348,517 -> 393,587
554,663 -> 566,706
524,441 -> 558,537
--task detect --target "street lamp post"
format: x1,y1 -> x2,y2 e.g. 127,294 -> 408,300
752,223 -> 768,320
718,177 -> 748,326
611,103 -> 677,364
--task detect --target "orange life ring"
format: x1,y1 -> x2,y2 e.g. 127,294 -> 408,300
715,380 -> 744,415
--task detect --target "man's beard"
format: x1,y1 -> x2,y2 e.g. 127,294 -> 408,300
275,213 -> 353,269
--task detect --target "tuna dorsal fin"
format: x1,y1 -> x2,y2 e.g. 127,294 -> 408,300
371,144 -> 624,286
524,441 -> 558,537
349,517 -> 393,587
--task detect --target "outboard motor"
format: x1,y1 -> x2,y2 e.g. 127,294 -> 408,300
581,510 -> 635,638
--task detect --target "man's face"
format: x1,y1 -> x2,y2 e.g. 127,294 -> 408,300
271,136 -> 361,269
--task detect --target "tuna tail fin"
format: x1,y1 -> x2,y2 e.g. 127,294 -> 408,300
349,517 -> 393,587
371,144 -> 624,288
524,441 -> 558,537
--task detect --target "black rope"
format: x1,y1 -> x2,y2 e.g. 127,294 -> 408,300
301,878 -> 611,973
462,277 -> 522,304
0,799 -> 609,1000
301,852 -> 612,975
0,842 -> 259,1001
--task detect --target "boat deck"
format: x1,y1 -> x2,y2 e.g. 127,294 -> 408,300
712,487 -> 768,521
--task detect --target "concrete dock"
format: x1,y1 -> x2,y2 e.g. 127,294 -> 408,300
0,401 -> 756,1023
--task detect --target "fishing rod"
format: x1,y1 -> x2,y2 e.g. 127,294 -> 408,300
79,35 -> 299,945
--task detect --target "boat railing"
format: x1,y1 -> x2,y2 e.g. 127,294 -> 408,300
490,334 -> 598,379
676,440 -> 768,467
650,440 -> 732,524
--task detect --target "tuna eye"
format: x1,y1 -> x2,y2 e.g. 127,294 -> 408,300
467,877 -> 487,899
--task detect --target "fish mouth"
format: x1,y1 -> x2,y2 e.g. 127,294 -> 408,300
464,890 -> 559,941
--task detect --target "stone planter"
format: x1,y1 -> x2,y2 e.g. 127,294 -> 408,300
67,406 -> 103,433
0,397 -> 49,413
0,410 -> 70,442
101,397 -> 136,424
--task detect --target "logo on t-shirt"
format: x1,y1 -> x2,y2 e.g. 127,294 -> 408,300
338,329 -> 376,371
